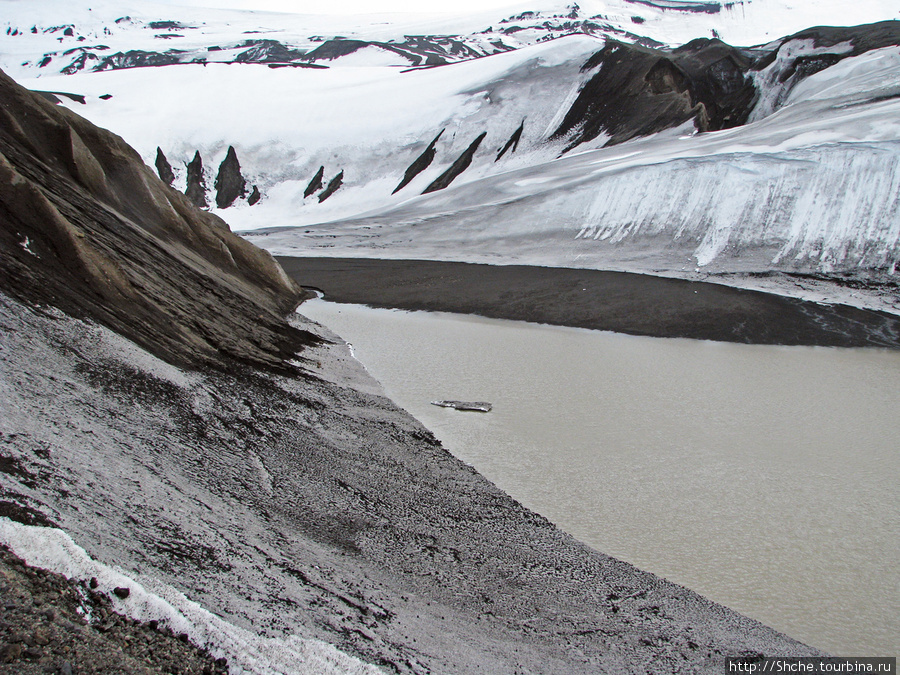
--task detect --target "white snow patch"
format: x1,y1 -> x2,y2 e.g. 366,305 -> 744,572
0,518 -> 384,675
20,236 -> 37,257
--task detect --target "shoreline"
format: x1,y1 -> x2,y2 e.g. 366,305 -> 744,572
278,256 -> 900,349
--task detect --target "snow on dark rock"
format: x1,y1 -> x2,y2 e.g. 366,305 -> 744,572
303,39 -> 369,62
552,38 -> 755,150
94,49 -> 183,71
234,39 -> 307,64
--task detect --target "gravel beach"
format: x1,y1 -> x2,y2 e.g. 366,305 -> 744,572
278,257 -> 900,348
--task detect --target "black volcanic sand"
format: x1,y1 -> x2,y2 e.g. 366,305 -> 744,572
278,257 -> 900,348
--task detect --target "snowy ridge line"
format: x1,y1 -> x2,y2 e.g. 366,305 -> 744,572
0,519 -> 383,675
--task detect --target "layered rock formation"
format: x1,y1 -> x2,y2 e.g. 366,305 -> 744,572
0,68 -> 314,371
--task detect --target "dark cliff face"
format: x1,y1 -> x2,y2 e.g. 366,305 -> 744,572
552,39 -> 756,150
0,68 -> 316,371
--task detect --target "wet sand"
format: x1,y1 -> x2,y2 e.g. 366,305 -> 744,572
278,257 -> 900,348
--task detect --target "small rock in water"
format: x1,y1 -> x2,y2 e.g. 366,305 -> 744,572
431,400 -> 492,413
112,587 -> 130,599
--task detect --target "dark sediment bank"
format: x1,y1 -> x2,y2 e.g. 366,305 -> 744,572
278,257 -> 900,349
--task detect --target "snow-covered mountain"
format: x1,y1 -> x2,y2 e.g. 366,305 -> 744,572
2,0 -> 899,305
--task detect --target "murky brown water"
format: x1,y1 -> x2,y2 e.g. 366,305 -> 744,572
301,299 -> 900,657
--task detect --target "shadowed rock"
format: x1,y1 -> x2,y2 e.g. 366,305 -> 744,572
0,67 -> 315,371
393,129 -> 444,194
248,185 -> 261,206
495,121 -> 524,161
422,132 -> 487,194
303,166 -> 324,198
318,170 -> 343,202
184,151 -> 207,208
214,146 -> 246,209
154,147 -> 175,186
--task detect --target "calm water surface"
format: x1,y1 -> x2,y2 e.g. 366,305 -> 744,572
301,299 -> 900,657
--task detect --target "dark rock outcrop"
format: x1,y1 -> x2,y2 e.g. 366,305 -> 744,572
422,132 -> 487,194
94,50 -> 183,72
750,21 -> 900,112
495,121 -> 524,161
248,184 -> 261,206
154,147 -> 175,186
317,170 -> 343,202
393,129 -> 444,194
234,39 -> 307,64
303,39 -> 369,61
184,151 -> 207,208
303,165 -> 324,198
0,67 -> 315,371
214,145 -> 246,209
552,39 -> 755,150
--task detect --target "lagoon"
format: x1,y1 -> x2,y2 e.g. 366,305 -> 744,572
301,299 -> 900,656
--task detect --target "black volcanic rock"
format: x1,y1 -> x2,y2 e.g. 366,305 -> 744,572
184,150 -> 207,208
317,170 -> 343,202
248,184 -> 261,206
303,165 -> 324,198
496,121 -> 524,161
0,67 -> 315,371
552,39 -> 756,150
214,145 -> 246,209
393,129 -> 444,194
154,147 -> 175,186
422,132 -> 487,194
